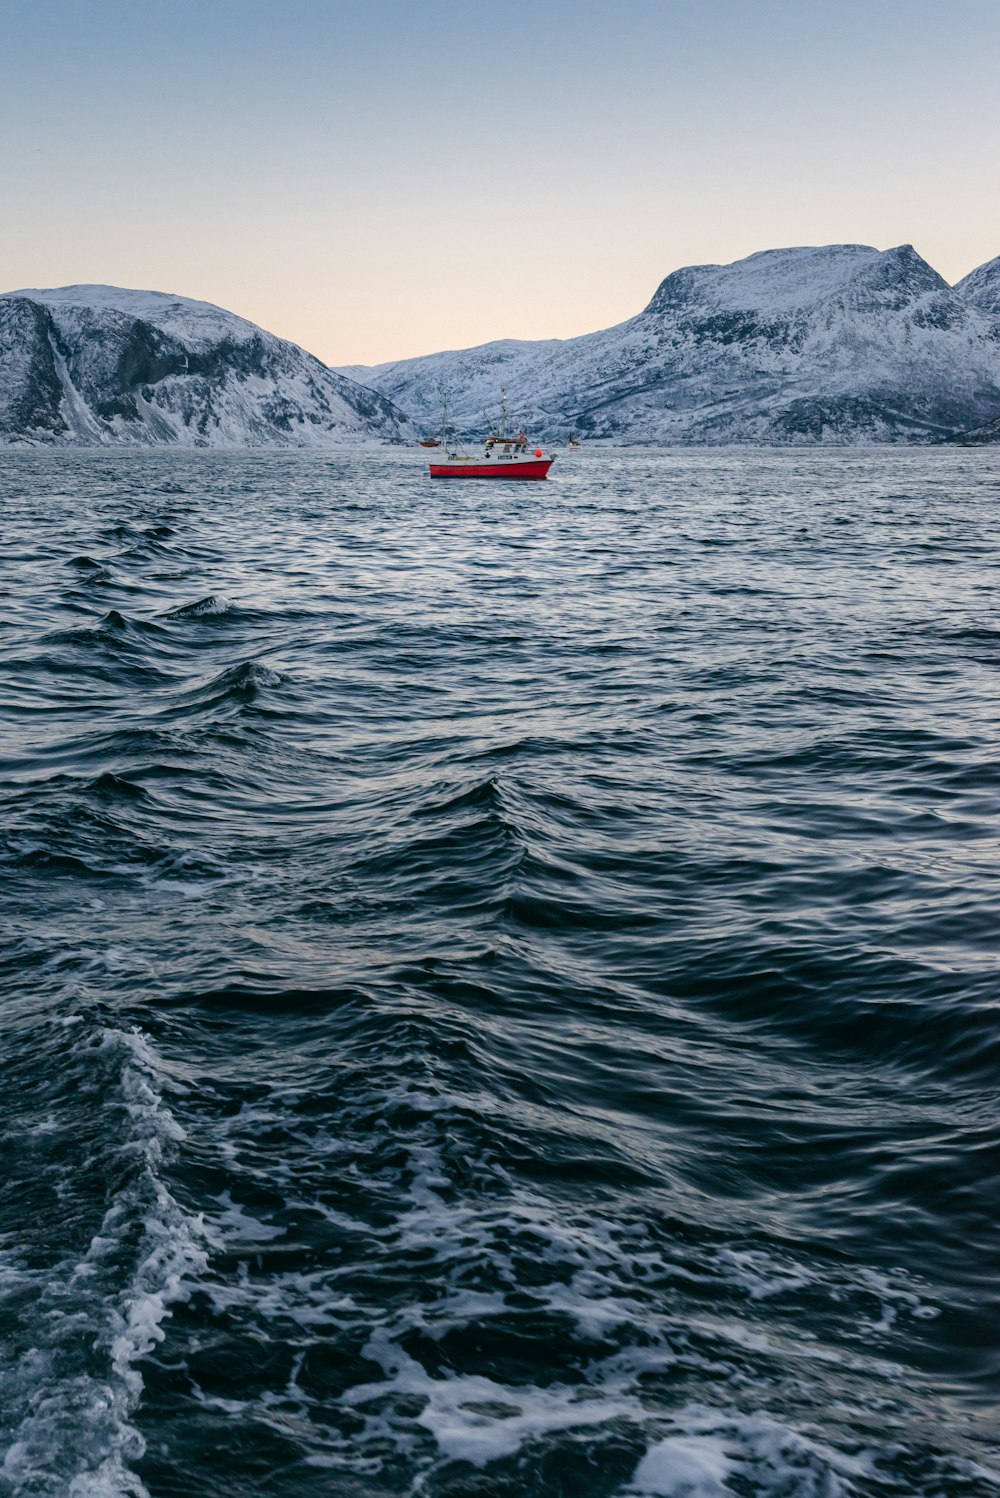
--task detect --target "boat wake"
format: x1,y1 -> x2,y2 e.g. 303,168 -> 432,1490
0,1021 -> 206,1498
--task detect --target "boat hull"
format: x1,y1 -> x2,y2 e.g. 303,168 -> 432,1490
429,458 -> 554,480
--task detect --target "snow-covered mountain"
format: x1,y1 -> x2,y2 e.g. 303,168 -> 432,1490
0,285 -> 410,446
341,245 -> 1000,444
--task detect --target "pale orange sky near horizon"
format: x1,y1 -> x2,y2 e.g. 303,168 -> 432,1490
4,0 -> 999,367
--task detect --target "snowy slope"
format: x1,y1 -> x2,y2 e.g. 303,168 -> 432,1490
946,416 -> 1000,444
342,245 -> 1000,445
954,255 -> 1000,317
942,255 -> 1000,440
0,285 -> 410,447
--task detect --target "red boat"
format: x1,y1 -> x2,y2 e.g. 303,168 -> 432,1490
429,445 -> 554,480
428,390 -> 554,480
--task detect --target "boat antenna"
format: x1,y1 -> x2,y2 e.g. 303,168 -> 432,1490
439,389 -> 450,451
438,384 -> 469,458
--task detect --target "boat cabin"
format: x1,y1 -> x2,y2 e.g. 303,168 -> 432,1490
485,432 -> 529,456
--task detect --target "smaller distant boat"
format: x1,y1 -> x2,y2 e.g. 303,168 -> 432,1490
418,438 -> 440,448
568,432 -> 581,450
428,390 -> 554,480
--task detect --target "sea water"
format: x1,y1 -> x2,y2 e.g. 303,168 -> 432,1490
0,447 -> 997,1497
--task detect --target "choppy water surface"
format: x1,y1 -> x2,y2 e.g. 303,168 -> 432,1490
1,448 -> 998,1498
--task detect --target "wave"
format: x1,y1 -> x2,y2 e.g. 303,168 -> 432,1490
85,772 -> 152,802
159,595 -> 236,620
3,447 -> 999,1496
42,613 -> 170,655
177,659 -> 285,702
0,1021 -> 207,1498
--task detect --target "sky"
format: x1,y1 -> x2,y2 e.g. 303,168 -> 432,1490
2,0 -> 999,366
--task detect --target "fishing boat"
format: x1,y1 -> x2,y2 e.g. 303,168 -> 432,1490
428,390 -> 554,480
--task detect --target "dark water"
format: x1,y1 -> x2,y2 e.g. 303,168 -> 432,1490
1,448 -> 998,1498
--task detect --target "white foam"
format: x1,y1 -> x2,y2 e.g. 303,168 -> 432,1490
199,1266 -> 357,1331
855,1267 -> 940,1330
183,594 -> 233,615
106,1177 -> 207,1400
344,1331 -> 642,1468
236,661 -> 283,688
0,1026 -> 207,1498
76,1070 -> 953,1491
630,1434 -> 732,1496
717,1248 -> 813,1301
164,593 -> 234,618
207,1191 -> 287,1245
629,1406 -> 875,1498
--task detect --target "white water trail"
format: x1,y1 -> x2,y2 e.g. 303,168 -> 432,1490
0,1028 -> 207,1498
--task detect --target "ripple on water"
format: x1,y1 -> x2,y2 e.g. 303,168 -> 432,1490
0,448 -> 998,1497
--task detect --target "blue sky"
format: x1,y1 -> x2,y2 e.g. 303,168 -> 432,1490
3,0 -> 999,362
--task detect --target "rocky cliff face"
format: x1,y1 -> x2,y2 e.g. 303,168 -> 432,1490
341,245 -> 1000,444
0,285 -> 410,446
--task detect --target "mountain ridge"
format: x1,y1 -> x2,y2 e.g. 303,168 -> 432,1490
4,248 -> 1000,448
340,244 -> 1000,445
